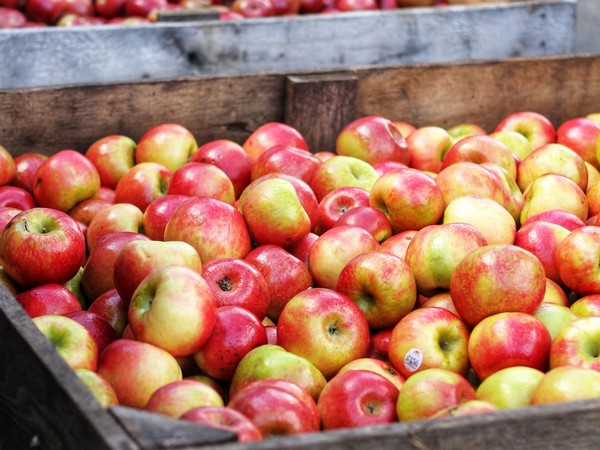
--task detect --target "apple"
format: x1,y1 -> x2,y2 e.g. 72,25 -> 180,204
193,305 -> 268,381
230,0 -> 275,17
406,126 -> 453,173
396,368 -> 476,422
0,205 -> 21,230
521,208 -> 585,232
308,225 -> 379,290
489,130 -> 533,161
11,152 -> 47,193
392,120 -> 416,138
534,302 -> 579,340
0,207 -> 85,287
33,149 -> 100,212
64,310 -> 120,355
468,312 -> 551,381
334,206 -> 393,243
299,0 -> 325,12
370,167 -> 445,234
33,314 -> 97,371
229,344 -> 326,401
494,111 -> 556,150
388,306 -> 470,379
372,160 -> 408,177
405,222 -> 487,294
314,186 -> 370,235
86,203 -> 144,254
114,162 -> 173,213
242,122 -> 308,162
396,0 -> 435,7
87,288 -> 128,335
571,294 -> 600,317
446,123 -> 487,143
450,244 -> 546,327
189,139 -> 252,199
244,244 -> 313,322
0,185 -> 36,210
250,144 -> 321,185
336,357 -> 404,392
287,231 -> 318,267
336,250 -> 417,329
443,195 -> 515,246
318,369 -> 398,430
543,278 -> 569,307
24,0 -> 65,24
276,287 -> 370,379
180,406 -> 262,442
419,290 -> 460,317
335,0 -> 377,10
550,316 -> 600,371
144,379 -> 223,418
85,135 -> 137,189
97,339 -> 182,409
201,258 -> 270,320
228,378 -> 320,437
556,117 -> 600,169
0,6 -> 27,27
431,399 -> 499,418
94,0 -> 127,17
142,194 -> 189,241
379,229 -> 417,260
167,162 -> 235,205
67,197 -> 112,230
0,145 -> 15,186
367,327 -> 393,362
15,283 -> 82,318
480,162 -> 524,222
74,368 -> 119,408
94,186 -> 116,204
113,239 -> 202,304
586,162 -> 600,189
555,226 -> 600,296
587,182 -> 600,218
164,196 -> 252,263
310,155 -> 379,202
531,366 -> 600,405
336,115 -> 410,166
475,366 -> 544,409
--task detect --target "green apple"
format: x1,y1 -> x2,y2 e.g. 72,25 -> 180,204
475,366 -> 544,409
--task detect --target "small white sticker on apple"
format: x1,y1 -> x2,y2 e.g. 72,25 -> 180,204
404,348 -> 423,372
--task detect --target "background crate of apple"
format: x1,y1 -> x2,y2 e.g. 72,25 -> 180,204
0,0 -> 580,89
2,53 -> 600,449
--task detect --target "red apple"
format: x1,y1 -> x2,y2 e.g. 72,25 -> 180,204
334,205 -> 393,243
521,209 -> 585,232
494,111 -> 556,150
286,231 -> 318,267
0,6 -> 27,27
555,226 -> 600,296
87,288 -> 128,335
310,155 -> 378,202
250,144 -> 321,185
180,406 -> 262,442
406,126 -> 453,173
556,117 -> 600,169
379,229 -> 417,260
94,0 -> 127,17
85,202 -> 144,253
142,194 -> 189,241
0,185 -> 36,210
167,162 -> 235,205
15,283 -> 82,318
145,379 -> 223,418
114,162 -> 173,213
314,186 -> 370,235
550,316 -> 600,371
242,122 -> 308,162
67,197 -> 112,230
11,152 -> 47,193
85,135 -> 137,189
124,0 -> 168,18
64,310 -> 120,355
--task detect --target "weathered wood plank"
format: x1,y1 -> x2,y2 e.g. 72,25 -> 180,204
0,1 -> 576,89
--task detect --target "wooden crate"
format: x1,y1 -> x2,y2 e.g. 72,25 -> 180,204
0,0 -> 576,89
2,54 -> 600,449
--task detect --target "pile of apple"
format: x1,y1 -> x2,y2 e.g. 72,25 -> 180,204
2,110 -> 600,441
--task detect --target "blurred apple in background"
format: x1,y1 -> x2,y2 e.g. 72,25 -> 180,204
494,111 -> 556,151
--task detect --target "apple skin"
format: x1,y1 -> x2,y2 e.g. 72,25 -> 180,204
389,306 -> 470,379
442,195 -> 516,246
550,316 -> 600,371
180,406 -> 262,442
556,117 -> 600,170
308,225 -> 379,290
24,0 -> 65,24
142,194 -> 189,241
0,6 -> 27,28
336,115 -> 410,166
543,278 -> 569,307
517,143 -> 588,192
318,369 -> 398,430
97,339 -> 182,409
74,368 -> 119,408
287,232 -> 318,267
494,111 -> 556,151
334,205 -> 393,243
489,130 -> 533,161
396,368 -> 476,422
276,287 -> 371,379
67,197 -> 112,230
0,205 -> 21,230
336,250 -> 416,329
431,399 -> 499,418
450,244 -> 547,327
114,162 -> 173,213
314,186 -> 370,235
64,310 -> 120,355
571,294 -> 600,317
531,366 -> 600,405
85,135 -> 136,190
514,220 -> 570,284
370,167 -> 445,234
230,0 -> 276,17
201,258 -> 270,320
15,283 -> 82,318
555,226 -> 600,296
228,378 -> 320,437
190,139 -> 252,199
33,149 -> 100,212
310,155 -> 379,202
480,162 -> 524,223
164,197 -> 252,264
129,264 -> 217,357
87,288 -> 128,336
406,126 -> 453,173
144,379 -> 223,418
534,302 -> 578,340
405,223 -> 487,294
475,366 -> 544,409
379,229 -> 417,260
86,202 -> 145,253
33,314 -> 98,371
113,239 -> 202,305
11,152 -> 47,193
94,0 -> 127,20
0,185 -> 36,210
242,122 -> 308,162
521,209 -> 585,232
229,344 -> 326,402
167,162 -> 235,206
336,356 -> 404,392
0,207 -> 86,288
468,312 -> 551,381
193,305 -> 268,381
446,123 -> 487,143
244,244 -> 313,322
367,327 -> 393,362
135,123 -> 197,172
335,0 -> 377,11
250,144 -> 321,186
81,230 -> 150,302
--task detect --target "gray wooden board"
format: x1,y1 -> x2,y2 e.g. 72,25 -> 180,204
0,0 -> 576,89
